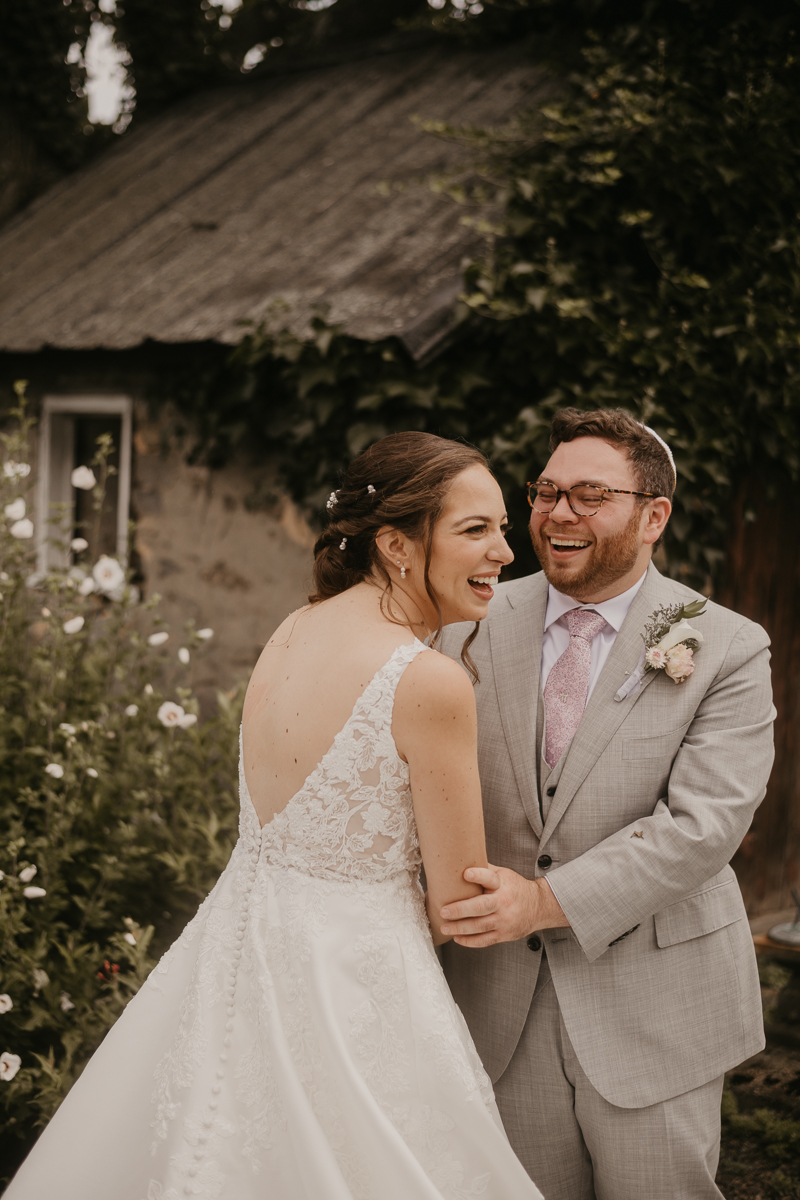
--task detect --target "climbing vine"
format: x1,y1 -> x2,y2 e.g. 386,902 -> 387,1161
161,0 -> 800,591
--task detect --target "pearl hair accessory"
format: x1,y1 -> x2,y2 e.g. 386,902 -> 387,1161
327,491 -> 339,511
339,537 -> 348,551
367,485 -> 376,494
640,424 -> 677,482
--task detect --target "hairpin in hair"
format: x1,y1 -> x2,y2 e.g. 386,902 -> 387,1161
339,537 -> 347,551
367,485 -> 376,494
327,491 -> 339,512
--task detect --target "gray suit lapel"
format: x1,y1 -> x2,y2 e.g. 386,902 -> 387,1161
540,564 -> 674,845
488,576 -> 548,838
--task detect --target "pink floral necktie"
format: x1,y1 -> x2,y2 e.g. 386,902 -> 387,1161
543,609 -> 608,768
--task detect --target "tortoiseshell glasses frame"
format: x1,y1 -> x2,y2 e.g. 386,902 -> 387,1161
526,480 -> 656,518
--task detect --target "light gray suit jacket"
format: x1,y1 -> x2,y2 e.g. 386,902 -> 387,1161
439,563 -> 775,1109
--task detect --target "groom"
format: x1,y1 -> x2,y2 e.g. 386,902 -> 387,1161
438,408 -> 775,1200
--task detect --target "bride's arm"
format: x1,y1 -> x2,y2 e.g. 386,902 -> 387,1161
393,652 -> 487,946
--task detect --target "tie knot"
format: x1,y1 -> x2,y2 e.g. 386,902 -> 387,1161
565,608 -> 607,642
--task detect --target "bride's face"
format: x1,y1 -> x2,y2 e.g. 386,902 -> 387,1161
419,465 -> 514,625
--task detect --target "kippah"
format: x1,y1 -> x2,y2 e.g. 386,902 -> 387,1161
640,424 -> 677,482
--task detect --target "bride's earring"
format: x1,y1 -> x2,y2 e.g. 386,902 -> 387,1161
396,561 -> 406,580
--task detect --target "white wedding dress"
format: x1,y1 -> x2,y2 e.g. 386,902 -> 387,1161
7,641 -> 544,1200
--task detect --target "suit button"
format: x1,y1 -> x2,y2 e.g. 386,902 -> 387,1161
537,855 -> 552,870
527,935 -> 542,952
546,786 -> 556,797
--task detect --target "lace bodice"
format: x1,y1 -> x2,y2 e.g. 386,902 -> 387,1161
238,640 -> 429,884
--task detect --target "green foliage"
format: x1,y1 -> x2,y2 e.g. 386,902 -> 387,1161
440,0 -> 800,586
0,2 -> 94,170
723,1087 -> 800,1164
165,303 -> 497,510
0,387 -> 240,1181
163,1 -> 800,590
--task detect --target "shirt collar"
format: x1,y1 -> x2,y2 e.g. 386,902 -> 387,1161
544,569 -> 648,634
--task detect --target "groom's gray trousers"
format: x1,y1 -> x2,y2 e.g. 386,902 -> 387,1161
494,953 -> 725,1200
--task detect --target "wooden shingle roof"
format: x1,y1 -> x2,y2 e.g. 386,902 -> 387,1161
0,44 -> 547,360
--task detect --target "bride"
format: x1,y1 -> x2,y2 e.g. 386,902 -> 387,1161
6,432 -> 545,1200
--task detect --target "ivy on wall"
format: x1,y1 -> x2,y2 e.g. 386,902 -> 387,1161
160,0 -> 800,592
442,0 -> 800,588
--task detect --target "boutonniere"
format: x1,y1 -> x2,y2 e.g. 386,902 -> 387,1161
642,599 -> 706,684
614,598 -> 706,702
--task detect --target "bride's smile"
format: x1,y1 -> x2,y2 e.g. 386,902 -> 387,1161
381,462 -> 514,631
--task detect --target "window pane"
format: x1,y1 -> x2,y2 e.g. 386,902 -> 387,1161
74,415 -> 121,560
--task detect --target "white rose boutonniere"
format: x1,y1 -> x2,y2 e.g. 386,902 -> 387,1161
615,599 -> 706,701
643,600 -> 706,684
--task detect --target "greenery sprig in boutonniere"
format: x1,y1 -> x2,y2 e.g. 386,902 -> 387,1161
642,599 -> 706,685
614,598 -> 707,703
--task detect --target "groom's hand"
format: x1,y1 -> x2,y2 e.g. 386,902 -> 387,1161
439,865 -> 569,947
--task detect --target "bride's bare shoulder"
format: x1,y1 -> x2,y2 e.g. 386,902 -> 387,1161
269,605 -> 313,642
395,649 -> 475,721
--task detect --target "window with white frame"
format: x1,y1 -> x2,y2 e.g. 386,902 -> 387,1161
36,396 -> 132,573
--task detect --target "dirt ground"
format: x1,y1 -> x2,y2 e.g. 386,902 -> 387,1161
717,955 -> 800,1199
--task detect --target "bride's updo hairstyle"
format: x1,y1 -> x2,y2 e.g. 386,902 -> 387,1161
310,431 -> 489,668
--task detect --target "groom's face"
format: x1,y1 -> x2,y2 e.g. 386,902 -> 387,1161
529,437 -> 654,602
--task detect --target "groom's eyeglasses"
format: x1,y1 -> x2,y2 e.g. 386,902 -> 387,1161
527,480 -> 656,517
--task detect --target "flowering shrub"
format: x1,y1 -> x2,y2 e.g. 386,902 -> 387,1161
0,386 -> 242,1184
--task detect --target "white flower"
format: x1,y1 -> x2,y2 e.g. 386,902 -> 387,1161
59,723 -> 76,735
179,713 -> 197,729
32,969 -> 49,991
71,466 -> 96,491
23,887 -> 46,899
70,537 -> 88,552
196,628 -> 214,640
4,460 -> 31,479
4,498 -> 26,521
148,631 -> 169,647
18,866 -> 37,883
664,643 -> 696,684
41,607 -> 51,618
10,518 -> 33,539
0,572 -> 8,581
78,575 -> 96,595
63,615 -> 85,635
123,932 -> 136,946
86,767 -> 98,779
144,683 -> 154,695
157,701 -> 185,728
0,995 -> 13,1014
92,556 -> 125,595
645,646 -> 667,670
178,647 -> 190,665
0,1052 -> 21,1081
45,763 -> 64,779
59,992 -> 75,1013
656,619 -> 705,654
125,704 -> 138,717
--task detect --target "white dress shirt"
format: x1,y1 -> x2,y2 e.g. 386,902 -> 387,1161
540,571 -> 647,706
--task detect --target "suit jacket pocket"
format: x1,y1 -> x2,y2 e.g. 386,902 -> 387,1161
622,720 -> 692,761
654,879 -> 742,948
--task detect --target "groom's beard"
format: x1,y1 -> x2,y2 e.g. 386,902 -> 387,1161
530,506 -> 642,599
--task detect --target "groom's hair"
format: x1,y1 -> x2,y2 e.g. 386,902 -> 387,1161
549,407 -> 676,505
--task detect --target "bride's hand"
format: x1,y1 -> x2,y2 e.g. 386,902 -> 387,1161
439,865 -> 569,947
